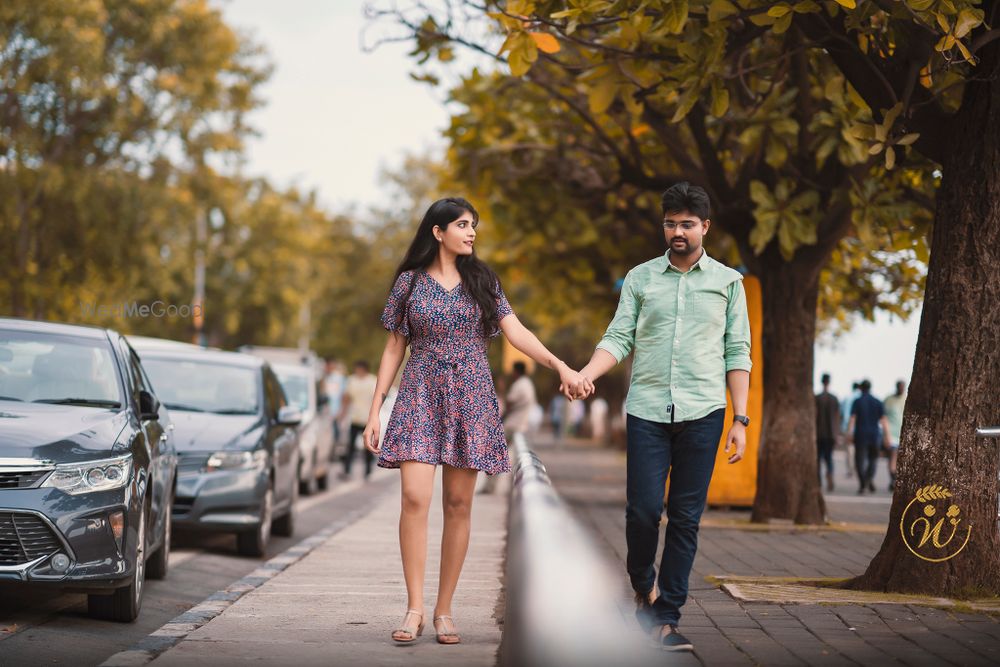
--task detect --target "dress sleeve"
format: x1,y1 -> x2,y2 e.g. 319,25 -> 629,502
381,271 -> 415,337
496,282 -> 513,321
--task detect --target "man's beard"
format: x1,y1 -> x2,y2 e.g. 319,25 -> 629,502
670,238 -> 697,255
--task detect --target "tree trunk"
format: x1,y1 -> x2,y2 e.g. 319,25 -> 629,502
850,42 -> 1000,596
751,253 -> 827,524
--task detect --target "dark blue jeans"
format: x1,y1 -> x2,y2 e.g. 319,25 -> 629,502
626,409 -> 725,627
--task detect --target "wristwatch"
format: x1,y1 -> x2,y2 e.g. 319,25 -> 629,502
734,415 -> 750,427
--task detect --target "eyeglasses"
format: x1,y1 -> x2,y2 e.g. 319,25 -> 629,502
662,221 -> 699,231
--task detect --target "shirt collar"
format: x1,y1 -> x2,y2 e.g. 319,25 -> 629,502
664,248 -> 710,273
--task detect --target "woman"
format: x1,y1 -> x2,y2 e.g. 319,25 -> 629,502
363,197 -> 592,645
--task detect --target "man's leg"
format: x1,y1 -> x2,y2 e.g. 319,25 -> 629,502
653,408 -> 726,627
343,423 -> 363,475
854,439 -> 867,492
624,415 -> 671,611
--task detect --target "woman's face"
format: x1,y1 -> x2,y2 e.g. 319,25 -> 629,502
434,210 -> 478,256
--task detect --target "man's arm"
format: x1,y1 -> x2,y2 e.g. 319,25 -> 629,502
724,370 -> 750,463
573,273 -> 640,396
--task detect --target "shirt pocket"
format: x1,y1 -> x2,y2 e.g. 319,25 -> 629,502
686,289 -> 727,327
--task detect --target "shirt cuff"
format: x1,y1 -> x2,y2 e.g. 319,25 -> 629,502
725,356 -> 753,373
596,340 -> 627,363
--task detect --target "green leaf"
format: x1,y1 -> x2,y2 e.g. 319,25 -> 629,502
768,4 -> 792,17
710,82 -> 730,117
772,12 -> 793,34
833,0 -> 856,8
708,0 -> 739,21
588,75 -> 619,113
663,0 -> 690,34
896,133 -> 920,146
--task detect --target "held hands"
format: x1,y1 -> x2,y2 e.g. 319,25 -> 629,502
363,415 -> 381,454
725,422 -> 746,464
558,364 -> 595,401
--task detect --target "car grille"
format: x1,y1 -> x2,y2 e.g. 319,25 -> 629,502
0,470 -> 50,489
172,496 -> 195,516
0,512 -> 61,566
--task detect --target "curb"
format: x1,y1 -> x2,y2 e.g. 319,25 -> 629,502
100,503 -> 376,667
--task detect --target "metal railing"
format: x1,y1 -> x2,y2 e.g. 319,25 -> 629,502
499,434 -> 655,667
975,426 -> 1000,523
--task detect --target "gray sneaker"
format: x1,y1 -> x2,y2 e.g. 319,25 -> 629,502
660,625 -> 693,652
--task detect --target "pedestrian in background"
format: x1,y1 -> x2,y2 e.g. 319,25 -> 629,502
590,395 -> 610,443
323,359 -> 346,452
570,182 -> 751,653
846,379 -> 891,494
363,197 -> 592,646
841,381 -> 861,479
337,360 -> 377,480
815,373 -> 840,492
883,380 -> 907,491
480,361 -> 536,495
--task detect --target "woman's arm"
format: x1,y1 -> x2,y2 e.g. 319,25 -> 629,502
499,314 -> 593,399
364,332 -> 407,452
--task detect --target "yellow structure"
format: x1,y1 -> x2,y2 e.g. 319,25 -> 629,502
705,274 -> 763,507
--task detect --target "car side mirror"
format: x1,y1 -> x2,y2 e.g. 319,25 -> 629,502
277,405 -> 302,426
138,390 -> 161,421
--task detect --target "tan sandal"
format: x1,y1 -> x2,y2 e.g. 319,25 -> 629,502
433,615 -> 461,644
391,609 -> 424,643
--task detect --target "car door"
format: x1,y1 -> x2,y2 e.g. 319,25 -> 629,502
118,339 -> 168,540
264,367 -> 297,510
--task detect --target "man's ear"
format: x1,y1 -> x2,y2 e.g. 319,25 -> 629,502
702,218 -> 711,234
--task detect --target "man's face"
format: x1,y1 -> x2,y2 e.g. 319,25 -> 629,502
663,210 -> 710,256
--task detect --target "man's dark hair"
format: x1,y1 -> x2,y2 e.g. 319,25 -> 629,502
354,360 -> 370,372
821,373 -> 831,385
852,381 -> 861,390
512,361 -> 527,375
661,182 -> 711,220
860,379 -> 872,393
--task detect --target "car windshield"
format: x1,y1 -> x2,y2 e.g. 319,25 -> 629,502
0,330 -> 122,407
141,358 -> 259,415
275,370 -> 311,412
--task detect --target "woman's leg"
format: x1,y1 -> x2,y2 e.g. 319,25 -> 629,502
434,464 -> 479,625
396,461 -> 436,632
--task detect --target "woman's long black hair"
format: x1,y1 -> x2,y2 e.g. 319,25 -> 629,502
390,197 -> 502,338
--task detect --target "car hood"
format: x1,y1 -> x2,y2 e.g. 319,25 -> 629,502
170,410 -> 263,452
0,401 -> 129,463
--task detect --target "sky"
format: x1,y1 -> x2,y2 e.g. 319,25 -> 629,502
218,0 -> 921,401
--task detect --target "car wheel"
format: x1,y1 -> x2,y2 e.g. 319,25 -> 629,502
146,493 -> 172,580
236,485 -> 273,558
88,506 -> 146,622
272,476 -> 297,537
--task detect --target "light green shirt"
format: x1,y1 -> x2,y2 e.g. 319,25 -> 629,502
597,250 -> 752,423
883,393 -> 906,443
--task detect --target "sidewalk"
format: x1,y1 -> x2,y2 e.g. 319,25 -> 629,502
126,470 -> 507,667
535,435 -> 1000,666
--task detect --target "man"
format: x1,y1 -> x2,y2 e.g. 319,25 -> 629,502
815,373 -> 841,492
504,361 -> 537,441
481,362 -> 537,495
337,360 -> 378,480
570,182 -> 751,652
323,359 -> 347,453
846,379 -> 890,494
883,380 -> 907,491
840,381 -> 861,479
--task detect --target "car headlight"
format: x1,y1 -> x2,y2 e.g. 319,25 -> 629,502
41,453 -> 133,495
205,449 -> 267,472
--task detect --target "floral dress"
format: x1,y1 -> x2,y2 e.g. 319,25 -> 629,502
377,270 -> 513,475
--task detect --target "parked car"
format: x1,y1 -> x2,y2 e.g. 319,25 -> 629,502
272,363 -> 334,495
0,318 -> 176,622
130,343 -> 300,557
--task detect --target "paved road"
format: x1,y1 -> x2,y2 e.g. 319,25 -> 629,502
0,471 -> 393,667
